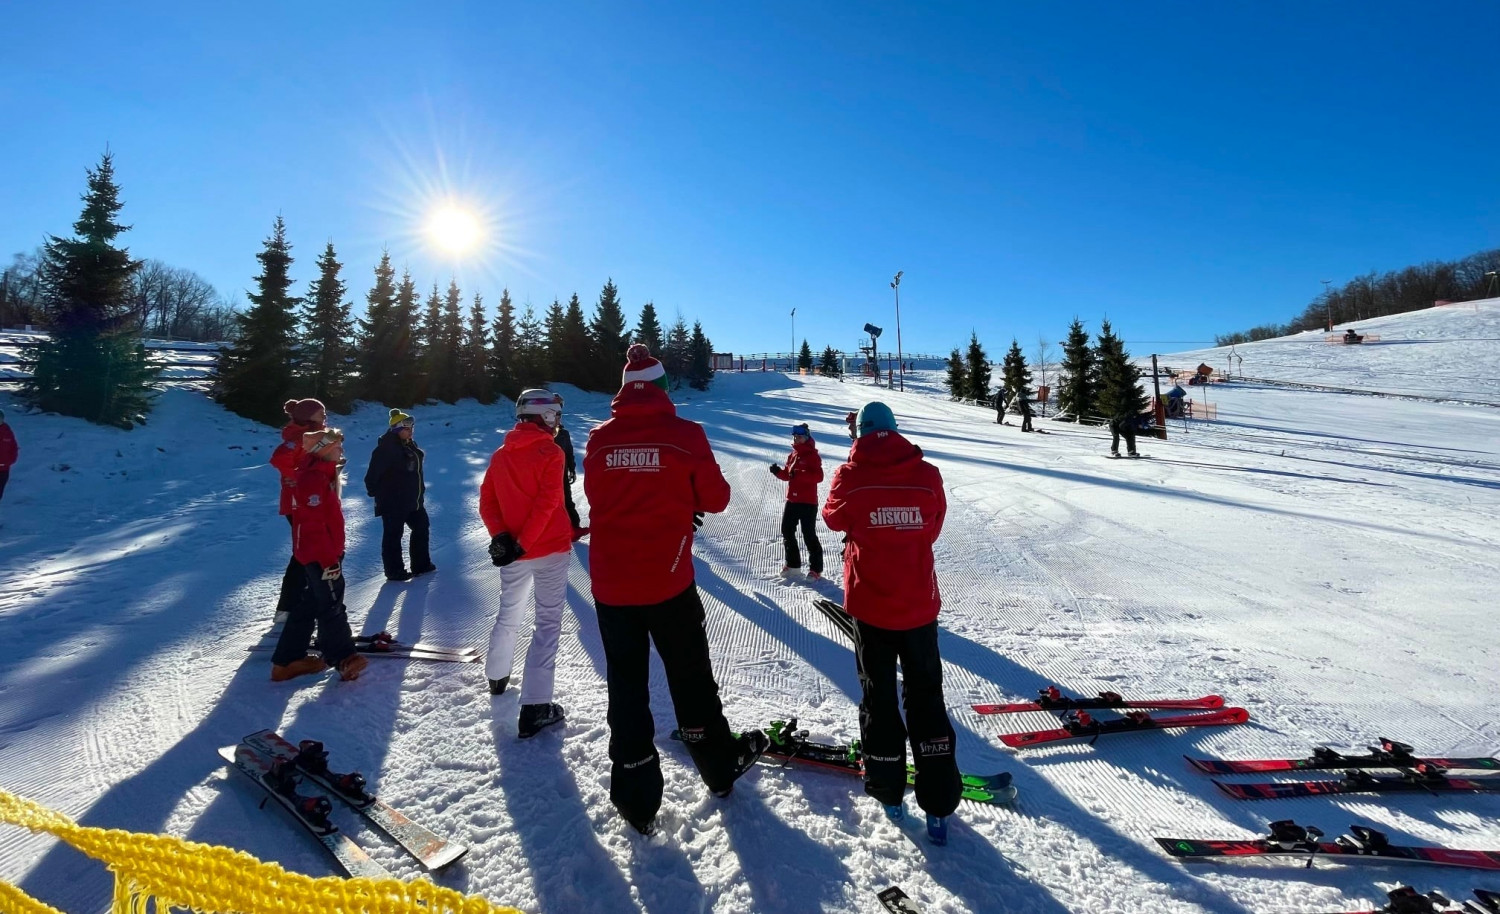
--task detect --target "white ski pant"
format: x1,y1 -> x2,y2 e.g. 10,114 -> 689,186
487,549 -> 570,704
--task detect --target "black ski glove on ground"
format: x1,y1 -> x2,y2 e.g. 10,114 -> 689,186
489,532 -> 525,567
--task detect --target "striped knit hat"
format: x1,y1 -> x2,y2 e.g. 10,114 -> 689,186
622,343 -> 669,391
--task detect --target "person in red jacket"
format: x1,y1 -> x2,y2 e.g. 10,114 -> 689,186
269,399 -> 326,620
583,344 -> 769,835
0,408 -> 17,504
770,422 -> 824,579
270,427 -> 367,683
477,388 -> 574,738
821,401 -> 961,842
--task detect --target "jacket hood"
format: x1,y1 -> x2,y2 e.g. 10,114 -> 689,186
848,429 -> 921,467
609,381 -> 677,420
502,420 -> 555,452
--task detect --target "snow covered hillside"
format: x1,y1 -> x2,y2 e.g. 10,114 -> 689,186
1,304 -> 1498,914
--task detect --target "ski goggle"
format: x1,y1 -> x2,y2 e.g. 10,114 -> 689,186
791,424 -> 810,438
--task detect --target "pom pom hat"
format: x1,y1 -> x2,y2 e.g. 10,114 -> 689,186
856,401 -> 897,437
388,408 -> 414,428
284,398 -> 326,426
622,343 -> 669,391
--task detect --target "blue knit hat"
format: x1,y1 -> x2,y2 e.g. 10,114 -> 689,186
856,401 -> 897,436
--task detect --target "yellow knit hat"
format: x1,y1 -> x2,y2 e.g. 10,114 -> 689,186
388,409 -> 414,428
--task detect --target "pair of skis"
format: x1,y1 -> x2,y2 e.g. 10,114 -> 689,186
220,729 -> 467,878
669,718 -> 1017,805
974,687 -> 1249,748
1318,886 -> 1500,914
249,631 -> 479,663
1190,737 -> 1500,799
1157,819 -> 1500,872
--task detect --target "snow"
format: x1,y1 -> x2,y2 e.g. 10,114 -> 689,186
2,303 -> 1499,914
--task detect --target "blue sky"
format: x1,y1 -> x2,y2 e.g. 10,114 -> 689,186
3,2 -> 1497,358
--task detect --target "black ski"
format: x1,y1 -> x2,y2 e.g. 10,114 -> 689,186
219,743 -> 391,879
1189,737 -> 1500,775
241,729 -> 467,870
1216,767 -> 1500,800
810,598 -> 855,641
1157,820 -> 1500,871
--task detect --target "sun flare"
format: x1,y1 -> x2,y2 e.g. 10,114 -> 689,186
426,205 -> 483,255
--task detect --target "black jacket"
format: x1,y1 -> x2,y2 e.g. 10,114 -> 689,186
364,431 -> 426,517
555,424 -> 576,479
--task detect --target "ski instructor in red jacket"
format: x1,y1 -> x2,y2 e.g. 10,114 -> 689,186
583,344 -> 768,836
771,422 -> 824,579
821,401 -> 961,840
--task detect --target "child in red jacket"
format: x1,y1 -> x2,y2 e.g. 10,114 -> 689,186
770,422 -> 824,579
268,398 -> 326,620
270,428 -> 366,683
0,408 -> 17,504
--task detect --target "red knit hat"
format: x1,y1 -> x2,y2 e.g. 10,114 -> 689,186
284,398 -> 327,426
622,343 -> 668,391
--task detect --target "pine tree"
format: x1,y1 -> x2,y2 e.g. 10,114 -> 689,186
561,293 -> 591,388
1000,339 -> 1032,410
386,269 -> 421,407
24,152 -> 158,427
798,339 -> 814,372
943,348 -> 968,399
514,302 -> 544,389
635,301 -> 665,354
216,215 -> 299,425
298,241 -> 354,410
1094,319 -> 1148,422
663,314 -> 691,386
355,251 -> 397,403
964,332 -> 991,401
488,288 -> 517,399
589,278 -> 630,389
1057,318 -> 1097,423
688,320 -> 714,390
414,283 -> 442,402
462,293 -> 492,403
543,298 -> 567,385
819,345 -> 839,377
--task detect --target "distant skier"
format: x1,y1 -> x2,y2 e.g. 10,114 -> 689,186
478,389 -> 574,740
771,422 -> 824,579
1108,407 -> 1141,458
583,344 -> 769,835
1343,328 -> 1364,344
0,408 -> 16,503
821,401 -> 962,843
993,386 -> 1009,425
552,398 -> 588,540
271,427 -> 367,683
269,399 -> 326,620
364,409 -> 433,582
1017,393 -> 1034,432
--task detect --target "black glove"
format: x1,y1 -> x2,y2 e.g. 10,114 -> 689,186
565,469 -> 576,485
488,532 -> 526,567
769,463 -> 782,477
692,512 -> 705,530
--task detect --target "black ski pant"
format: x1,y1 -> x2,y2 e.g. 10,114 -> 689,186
380,506 -> 431,576
1109,420 -> 1138,456
780,501 -> 823,574
595,583 -> 739,826
563,473 -> 581,529
271,559 -> 357,667
0,467 -> 8,502
273,516 -> 307,617
853,618 -> 961,818
1020,412 -> 1033,432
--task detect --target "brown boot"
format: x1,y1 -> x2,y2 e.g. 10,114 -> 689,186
271,656 -> 328,682
337,652 -> 368,681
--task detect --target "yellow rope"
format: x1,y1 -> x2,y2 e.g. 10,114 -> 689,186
0,789 -> 523,914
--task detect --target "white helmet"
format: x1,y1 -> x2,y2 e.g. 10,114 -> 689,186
516,388 -> 562,427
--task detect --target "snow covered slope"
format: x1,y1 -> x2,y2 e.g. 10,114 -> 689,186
1,305 -> 1498,914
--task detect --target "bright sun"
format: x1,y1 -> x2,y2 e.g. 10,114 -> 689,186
426,205 -> 483,255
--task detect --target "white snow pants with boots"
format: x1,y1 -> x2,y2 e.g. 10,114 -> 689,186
487,550 -> 570,704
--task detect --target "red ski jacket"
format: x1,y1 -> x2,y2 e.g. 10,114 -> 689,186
822,430 -> 946,631
772,437 -> 823,505
0,423 -> 17,469
270,423 -> 304,516
290,455 -> 346,568
583,381 -> 732,606
477,421 -> 571,561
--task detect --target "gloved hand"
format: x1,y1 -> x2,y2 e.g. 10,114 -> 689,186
489,532 -> 526,567
321,563 -> 342,581
692,512 -> 705,530
768,463 -> 783,478
565,469 -> 576,485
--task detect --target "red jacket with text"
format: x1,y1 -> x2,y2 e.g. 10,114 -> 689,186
477,421 -> 571,561
583,381 -> 732,606
270,424 -> 304,516
821,429 -> 946,631
290,455 -> 346,568
0,423 -> 17,469
772,437 -> 823,505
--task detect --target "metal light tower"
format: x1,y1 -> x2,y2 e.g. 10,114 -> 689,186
891,271 -> 904,392
790,307 -> 796,369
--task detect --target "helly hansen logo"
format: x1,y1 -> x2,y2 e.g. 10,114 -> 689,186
605,447 -> 661,470
869,506 -> 924,529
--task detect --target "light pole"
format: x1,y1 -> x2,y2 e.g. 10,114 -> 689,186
891,271 -> 904,392
790,307 -> 796,370
1321,279 -> 1332,330
1486,271 -> 1499,299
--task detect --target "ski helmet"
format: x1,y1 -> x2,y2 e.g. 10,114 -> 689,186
516,389 -> 562,427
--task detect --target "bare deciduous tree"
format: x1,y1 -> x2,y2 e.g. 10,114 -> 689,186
131,260 -> 225,339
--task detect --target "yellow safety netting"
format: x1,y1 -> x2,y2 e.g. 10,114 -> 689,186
0,789 -> 523,914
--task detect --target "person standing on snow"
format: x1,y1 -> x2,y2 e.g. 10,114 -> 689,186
1108,407 -> 1141,458
364,409 -> 434,581
771,422 -> 824,579
270,427 -> 367,683
552,399 -> 588,541
583,344 -> 769,836
994,386 -> 1010,425
0,409 -> 17,503
821,401 -> 962,844
269,399 -> 326,620
478,389 -> 573,739
1017,392 -> 1034,432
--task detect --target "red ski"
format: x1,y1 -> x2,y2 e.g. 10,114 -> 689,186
998,707 -> 1250,749
974,687 -> 1224,715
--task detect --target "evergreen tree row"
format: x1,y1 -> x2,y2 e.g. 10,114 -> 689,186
214,217 -> 721,425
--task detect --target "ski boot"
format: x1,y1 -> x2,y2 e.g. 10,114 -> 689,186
488,676 -> 510,695
712,729 -> 771,797
518,702 -> 566,739
629,816 -> 658,837
883,803 -> 906,824
926,814 -> 949,846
